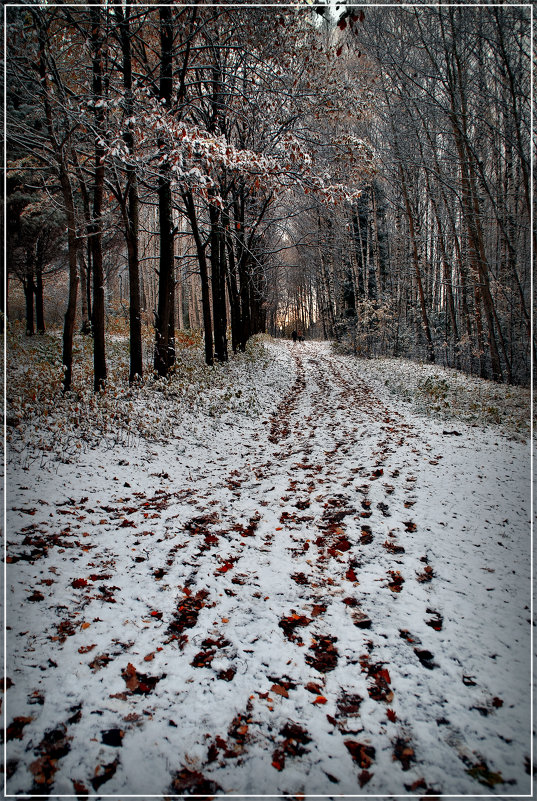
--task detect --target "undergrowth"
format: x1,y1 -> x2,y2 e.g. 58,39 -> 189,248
6,324 -> 278,468
342,351 -> 530,440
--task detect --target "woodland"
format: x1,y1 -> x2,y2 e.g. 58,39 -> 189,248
5,3 -> 532,389
4,4 -> 532,796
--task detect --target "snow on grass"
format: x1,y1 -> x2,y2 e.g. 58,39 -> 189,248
332,345 -> 530,440
6,326 -> 295,468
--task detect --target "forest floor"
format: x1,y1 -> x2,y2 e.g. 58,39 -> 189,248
4,335 -> 532,798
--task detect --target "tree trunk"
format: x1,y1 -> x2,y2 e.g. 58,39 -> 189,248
23,254 -> 35,336
224,218 -> 241,354
78,250 -> 91,334
399,165 -> 435,363
90,6 -> 107,392
35,263 -> 45,334
183,191 -> 213,365
37,15 -> 78,391
210,204 -> 228,362
58,162 -> 79,392
119,5 -> 143,383
154,6 -> 175,377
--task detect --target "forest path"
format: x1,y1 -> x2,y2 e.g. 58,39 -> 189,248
6,341 -> 530,797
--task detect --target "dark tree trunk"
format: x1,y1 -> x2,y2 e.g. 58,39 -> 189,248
184,191 -> 213,365
37,16 -> 78,391
90,6 -> 107,392
23,257 -> 35,337
78,250 -> 91,334
400,166 -> 435,363
154,6 -> 175,377
210,204 -> 228,362
35,263 -> 45,334
119,5 -> 143,383
224,223 -> 241,354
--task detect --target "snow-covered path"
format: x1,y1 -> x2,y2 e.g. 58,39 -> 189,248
5,341 -> 531,797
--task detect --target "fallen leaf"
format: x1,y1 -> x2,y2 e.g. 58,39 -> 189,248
78,644 -> 97,654
313,695 -> 327,705
7,716 -> 33,740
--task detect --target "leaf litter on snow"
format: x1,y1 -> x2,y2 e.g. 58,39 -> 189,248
5,337 -> 531,795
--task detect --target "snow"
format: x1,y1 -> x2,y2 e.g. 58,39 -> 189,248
4,339 -> 532,797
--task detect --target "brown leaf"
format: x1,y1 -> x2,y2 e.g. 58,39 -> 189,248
345,740 -> 375,769
78,644 -> 97,654
271,684 -> 289,698
91,757 -> 119,791
7,716 -> 33,740
359,769 -> 373,787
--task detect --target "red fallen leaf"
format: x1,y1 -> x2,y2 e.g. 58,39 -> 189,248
345,740 -> 376,769
371,468 -> 383,479
91,757 -> 119,791
150,611 -> 162,619
72,578 -> 88,589
271,684 -> 289,698
387,708 -> 397,722
123,662 -> 139,692
305,682 -> 322,694
272,751 -> 285,771
379,668 -> 391,685
72,779 -> 89,795
393,737 -> 415,771
334,537 -> 351,552
403,520 -> 417,532
7,716 -> 33,740
346,568 -> 357,582
78,644 -> 97,654
313,695 -> 327,705
216,561 -> 234,574
359,769 -> 373,787
387,571 -> 404,592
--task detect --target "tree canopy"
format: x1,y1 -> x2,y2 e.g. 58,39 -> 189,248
6,3 -> 531,386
